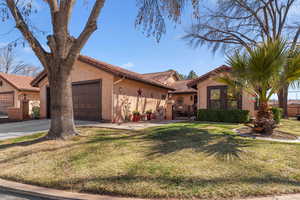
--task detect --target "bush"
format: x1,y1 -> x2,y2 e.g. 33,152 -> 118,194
271,107 -> 282,124
197,109 -> 250,123
32,106 -> 40,119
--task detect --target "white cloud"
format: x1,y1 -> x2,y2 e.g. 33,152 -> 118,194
121,62 -> 135,68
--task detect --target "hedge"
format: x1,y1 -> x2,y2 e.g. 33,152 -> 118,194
197,109 -> 250,123
271,107 -> 283,124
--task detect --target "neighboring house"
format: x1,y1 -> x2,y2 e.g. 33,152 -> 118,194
188,66 -> 256,117
31,55 -> 174,122
169,80 -> 197,116
0,72 -> 40,115
141,70 -> 197,117
141,70 -> 180,86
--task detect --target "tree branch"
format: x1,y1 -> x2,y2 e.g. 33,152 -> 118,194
66,0 -> 105,64
6,0 -> 48,68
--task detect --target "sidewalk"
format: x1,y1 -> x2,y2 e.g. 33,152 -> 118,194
1,178 -> 300,200
0,179 -> 145,200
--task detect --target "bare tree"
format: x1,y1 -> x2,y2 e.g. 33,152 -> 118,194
2,0 -> 199,139
0,47 -> 39,76
183,0 -> 300,117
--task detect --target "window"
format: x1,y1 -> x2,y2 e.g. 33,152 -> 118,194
194,95 -> 198,105
227,90 -> 240,110
208,88 -> 222,109
177,96 -> 184,105
161,94 -> 167,100
190,95 -> 193,101
207,86 -> 242,110
0,80 -> 3,87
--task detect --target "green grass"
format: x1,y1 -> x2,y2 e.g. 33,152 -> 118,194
0,121 -> 300,199
277,119 -> 300,136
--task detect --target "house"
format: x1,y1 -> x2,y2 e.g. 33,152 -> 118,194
31,55 -> 174,122
188,66 -> 256,117
0,72 -> 40,115
141,70 -> 180,86
142,70 -> 197,117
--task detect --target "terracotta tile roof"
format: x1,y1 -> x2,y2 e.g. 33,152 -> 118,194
141,70 -> 180,84
0,72 -> 39,92
31,55 -> 175,91
169,80 -> 197,94
188,65 -> 232,88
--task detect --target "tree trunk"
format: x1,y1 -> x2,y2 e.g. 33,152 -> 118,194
254,101 -> 275,135
278,84 -> 289,119
47,65 -> 77,139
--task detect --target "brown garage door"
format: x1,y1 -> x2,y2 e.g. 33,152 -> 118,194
0,91 -> 14,114
47,80 -> 102,121
72,80 -> 101,121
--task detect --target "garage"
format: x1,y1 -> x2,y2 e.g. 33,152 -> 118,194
47,80 -> 102,121
0,91 -> 14,115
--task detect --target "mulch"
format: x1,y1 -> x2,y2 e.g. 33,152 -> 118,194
237,126 -> 298,140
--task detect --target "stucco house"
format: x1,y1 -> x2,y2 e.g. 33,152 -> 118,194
142,70 -> 197,117
31,55 -> 175,122
0,72 -> 40,115
187,65 -> 256,117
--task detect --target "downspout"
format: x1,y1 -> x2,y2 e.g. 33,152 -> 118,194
112,76 -> 126,122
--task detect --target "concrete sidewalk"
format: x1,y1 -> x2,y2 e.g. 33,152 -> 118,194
0,179 -> 145,200
1,178 -> 300,200
80,120 -> 185,131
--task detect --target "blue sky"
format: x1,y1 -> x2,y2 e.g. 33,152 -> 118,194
0,0 -> 225,77
1,1 -> 299,99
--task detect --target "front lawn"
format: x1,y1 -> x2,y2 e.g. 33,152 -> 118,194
277,118 -> 300,136
0,121 -> 300,199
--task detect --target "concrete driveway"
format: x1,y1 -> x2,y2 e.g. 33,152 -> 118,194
0,120 -> 96,141
0,119 -> 184,141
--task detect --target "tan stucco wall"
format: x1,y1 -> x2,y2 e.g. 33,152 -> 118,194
113,78 -> 169,122
0,77 -> 39,109
38,60 -> 114,121
164,75 -> 178,85
39,78 -> 48,119
171,93 -> 196,106
0,77 -> 19,108
196,74 -> 255,117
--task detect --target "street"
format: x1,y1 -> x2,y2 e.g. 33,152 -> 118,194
0,189 -> 52,200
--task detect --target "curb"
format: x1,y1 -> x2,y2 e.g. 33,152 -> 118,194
0,179 -> 147,200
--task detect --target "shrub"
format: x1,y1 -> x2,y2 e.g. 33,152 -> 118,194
271,107 -> 283,124
197,109 -> 250,123
132,110 -> 140,115
32,106 -> 40,119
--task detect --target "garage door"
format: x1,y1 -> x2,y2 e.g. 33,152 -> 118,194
0,92 -> 14,114
72,80 -> 101,121
47,80 -> 102,121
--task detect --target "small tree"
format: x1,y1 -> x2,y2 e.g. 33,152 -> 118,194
183,0 -> 300,118
220,39 -> 300,134
3,0 -> 200,139
0,47 -> 38,76
186,70 -> 198,80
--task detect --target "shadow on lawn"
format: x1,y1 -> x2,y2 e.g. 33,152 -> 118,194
145,124 -> 252,160
29,172 -> 300,198
0,136 -> 47,150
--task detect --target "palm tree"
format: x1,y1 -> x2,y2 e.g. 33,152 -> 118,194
219,39 -> 300,135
